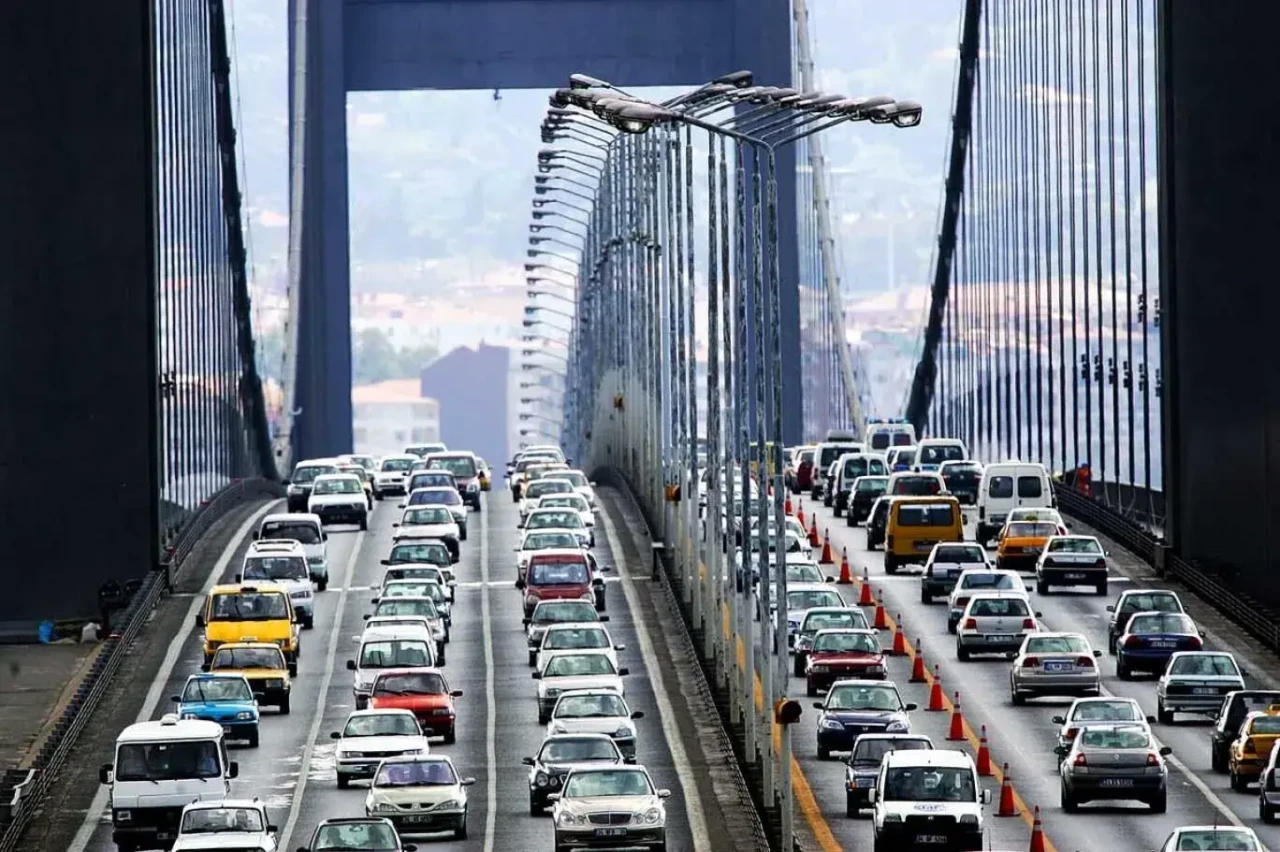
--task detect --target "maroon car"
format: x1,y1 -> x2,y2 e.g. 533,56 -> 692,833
517,551 -> 604,617
794,448 -> 817,493
426,452 -> 483,510
804,629 -> 887,696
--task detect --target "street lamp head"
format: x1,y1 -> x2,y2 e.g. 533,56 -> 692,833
714,70 -> 754,88
727,85 -> 765,102
528,224 -> 544,232
531,211 -> 550,220
591,96 -> 637,121
569,73 -> 610,90
607,103 -> 669,134
534,185 -> 549,195
886,100 -> 924,127
550,88 -> 574,107
798,92 -> 846,112
524,263 -> 539,272
839,95 -> 896,119
526,249 -> 540,258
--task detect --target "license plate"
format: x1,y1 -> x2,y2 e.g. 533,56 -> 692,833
403,815 -> 431,823
1193,687 -> 1217,695
987,634 -> 1017,642
916,835 -> 948,844
1064,572 -> 1087,580
1099,778 -> 1135,787
1151,640 -> 1176,649
1044,661 -> 1072,672
595,828 -> 627,837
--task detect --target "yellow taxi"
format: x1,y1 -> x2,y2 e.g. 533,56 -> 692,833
995,520 -> 1059,571
476,458 -> 492,491
1230,705 -> 1280,790
197,582 -> 300,675
883,495 -> 963,574
204,641 -> 293,713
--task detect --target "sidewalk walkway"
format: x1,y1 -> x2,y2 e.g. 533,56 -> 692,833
0,643 -> 101,772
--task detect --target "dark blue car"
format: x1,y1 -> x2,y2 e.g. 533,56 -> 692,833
172,673 -> 260,747
1115,611 -> 1204,679
813,679 -> 916,760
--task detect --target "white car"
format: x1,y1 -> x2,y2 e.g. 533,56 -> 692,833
1156,651 -> 1247,724
402,487 -> 469,536
552,766 -> 669,851
515,529 -> 590,581
519,478 -> 577,521
523,508 -> 592,548
374,454 -> 417,497
237,539 -> 315,628
546,689 -> 643,761
534,650 -> 629,724
331,709 -> 430,789
172,799 -> 277,851
350,628 -> 438,707
1155,826 -> 1264,852
1049,696 -> 1155,763
525,600 -> 608,666
1009,632 -> 1102,705
1035,534 -> 1109,595
364,754 -> 473,840
945,569 -> 1028,633
780,584 -> 847,646
536,493 -> 595,531
368,598 -> 448,659
546,469 -> 597,508
920,542 -> 990,605
536,623 -> 624,672
307,473 -> 370,529
1006,506 -> 1067,530
955,592 -> 1041,660
391,506 -> 461,562
381,563 -> 454,603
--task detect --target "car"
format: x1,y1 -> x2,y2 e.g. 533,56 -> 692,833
1157,651 -> 1247,724
203,642 -> 291,712
871,748 -> 988,849
864,496 -> 895,550
367,668 -> 463,744
1050,697 -> 1155,765
519,477 -> 577,521
885,470 -> 946,498
846,475 -> 889,526
550,765 -> 669,851
1115,611 -> 1204,679
378,580 -> 451,629
1035,534 -> 1109,594
1005,506 -> 1067,528
307,473 -> 370,529
237,539 -> 316,629
546,469 -> 597,507
379,568 -> 453,615
1008,632 -> 1102,704
810,440 -> 862,500
536,492 -> 596,532
974,461 -> 1054,544
405,470 -> 457,497
331,709 -> 431,789
1154,826 -> 1263,852
1259,742 -> 1280,821
832,454 -> 889,516
546,689 -> 644,760
337,463 -> 377,509
813,679 -> 917,760
1210,690 -> 1280,773
519,550 -> 604,618
524,733 -> 628,815
523,507 -> 592,548
381,540 -> 455,583
938,459 -> 983,505
1106,589 -> 1186,654
285,458 -> 341,512
945,569 -> 1028,633
1229,705 -> 1280,791
955,592 -> 1041,661
993,519 -> 1056,572
475,457 -> 492,491
171,673 -> 259,747
805,629 -> 887,696
254,512 -> 329,590
509,453 -> 562,499
843,733 -> 933,817
525,600 -> 609,666
374,455 -> 418,497
296,817 -> 416,852
535,623 -> 625,673
198,582 -> 299,674
424,451 -> 484,509
913,438 -> 968,472
884,446 -> 917,473
363,754 -> 472,839
780,586 -> 849,649
349,631 -> 438,709
390,506 -> 460,560
172,799 -> 277,851
1057,723 -> 1171,812
338,453 -> 378,474
920,542 -> 990,604
533,650 -> 629,724
792,608 -> 870,676
515,530 -> 592,583
401,487 -> 468,538
365,598 -> 447,662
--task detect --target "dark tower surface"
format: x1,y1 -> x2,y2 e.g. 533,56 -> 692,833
420,344 -> 511,469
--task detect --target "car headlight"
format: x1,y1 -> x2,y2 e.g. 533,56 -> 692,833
551,722 -> 568,734
376,802 -> 397,813
638,807 -> 662,825
402,749 -> 424,756
308,556 -> 324,565
236,711 -> 255,720
288,485 -> 303,494
436,797 -> 465,810
181,713 -> 198,720
821,718 -> 843,730
886,720 -> 909,733
114,809 -> 132,823
613,726 -> 633,738
535,772 -> 549,787
883,813 -> 903,823
544,688 -> 561,698
866,664 -> 885,674
809,664 -> 828,673
558,810 -> 586,827
581,592 -> 594,602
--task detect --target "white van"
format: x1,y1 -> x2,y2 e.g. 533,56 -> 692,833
253,513 -> 328,591
865,419 -> 917,452
914,438 -> 969,472
348,630 -> 438,709
975,461 -> 1054,545
100,715 -> 238,850
872,749 -> 989,850
237,539 -> 315,628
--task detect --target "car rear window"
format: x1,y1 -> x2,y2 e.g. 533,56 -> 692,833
970,597 -> 1030,617
896,504 -> 955,527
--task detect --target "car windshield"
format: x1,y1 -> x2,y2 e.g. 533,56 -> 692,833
525,533 -> 582,550
373,672 -> 446,696
428,456 -> 477,478
528,480 -> 574,499
959,573 -> 1017,591
1129,613 -> 1197,635
943,462 -> 982,474
813,632 -> 878,654
411,489 -> 462,506
292,465 -> 337,484
313,477 -> 362,494
803,611 -> 862,632
1120,592 -> 1182,614
407,445 -> 446,457
970,597 -> 1030,617
528,511 -> 583,530
360,641 -> 433,668
1006,522 -> 1057,538
920,444 -> 966,464
212,646 -> 284,670
545,628 -> 608,650
1250,716 -> 1280,735
1025,636 -> 1089,654
896,504 -> 954,526
339,467 -> 369,482
826,685 -> 901,711
553,472 -> 588,487
855,478 -> 888,494
534,602 -> 598,624
1170,654 -> 1239,677
374,599 -> 439,619
1080,727 -> 1150,749
541,496 -> 588,511
556,693 -> 627,718
541,738 -> 619,762
563,769 -> 652,798
1071,701 -> 1141,722
883,766 -> 976,802
182,678 -> 252,703
260,521 -> 320,544
313,822 -> 400,850
242,555 -> 308,582
849,738 -> 931,765
892,449 -> 917,466
209,591 -> 289,621
343,713 -> 421,737
403,507 -> 453,525
529,561 -> 589,585
1047,537 -> 1102,554
516,456 -> 558,472
1175,831 -> 1259,851
383,582 -> 432,598
115,740 -> 222,782
788,591 -> 843,611
544,654 -> 616,677
388,543 -> 449,565
934,546 -> 986,563
375,759 -> 456,788
180,806 -> 265,833
381,458 -> 414,472
409,473 -> 454,490
385,567 -> 441,584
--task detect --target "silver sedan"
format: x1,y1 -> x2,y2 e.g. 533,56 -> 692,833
1057,723 -> 1171,812
1009,632 -> 1102,705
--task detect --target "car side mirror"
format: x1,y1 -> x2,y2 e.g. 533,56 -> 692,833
322,533 -> 328,541
1034,611 -> 1043,618
169,695 -> 180,703
195,614 -> 205,628
370,597 -> 380,605
461,777 -> 477,786
624,754 -> 637,764
1093,650 -> 1102,657
200,663 -> 210,672
592,578 -> 604,588
296,847 -> 310,852
1146,715 -> 1157,724
1105,605 -> 1115,612
631,710 -> 645,719
1024,585 -> 1033,593
614,644 -> 626,651
980,788 -> 991,805
1159,746 -> 1173,756
330,732 -> 342,740
546,794 -> 560,803
397,503 -> 406,509
228,762 -> 239,779
657,789 -> 672,799
1050,715 -> 1066,725
1053,745 -> 1068,756
1199,630 -> 1206,637
903,703 -> 918,712
251,531 -> 260,540
513,547 -> 521,552
362,614 -> 371,620
515,580 -> 526,590
522,756 -> 535,766
267,824 -> 278,833
380,559 -> 391,566
813,702 -> 824,709
391,522 -> 400,528
619,667 -> 630,676
346,660 -> 356,671
589,481 -> 597,486
233,573 -> 242,583
403,845 -> 418,852
99,764 -> 113,784
452,690 -> 464,697
599,614 -> 610,622
532,672 -> 542,679
522,618 -> 531,626
1241,668 -> 1250,677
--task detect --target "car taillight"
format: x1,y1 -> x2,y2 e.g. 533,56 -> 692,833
1124,635 -> 1142,648
886,535 -> 895,550
1022,618 -> 1037,630
1042,559 -> 1056,567
1076,656 -> 1094,667
963,618 -> 978,630
1185,636 -> 1203,649
1065,727 -> 1079,739
1022,656 -> 1040,668
1145,752 -> 1161,767
1245,739 -> 1257,754
1073,753 -> 1087,766
1095,558 -> 1107,568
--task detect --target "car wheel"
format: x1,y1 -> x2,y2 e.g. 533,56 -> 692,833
1157,700 -> 1173,725
287,663 -> 298,678
358,515 -> 368,531
455,810 -> 468,839
947,620 -> 957,635
279,694 -> 291,715
1262,802 -> 1275,824
538,711 -> 550,725
460,525 -> 468,541
437,643 -> 446,665
247,728 -> 260,748
1060,781 -> 1078,813
444,728 -> 457,745
793,656 -> 805,678
1095,582 -> 1107,596
528,650 -> 537,667
337,774 -> 350,789
920,589 -> 931,605
846,515 -> 856,527
817,745 -> 830,761
1231,768 -> 1245,792
303,615 -> 315,630
1010,684 -> 1025,706
1036,580 -> 1048,595
530,798 -> 542,817
1212,743 -> 1227,773
316,577 -> 328,592
1150,791 -> 1167,813
846,792 -> 859,818
956,642 -> 971,662
834,504 -> 843,517
806,681 -> 817,697
1116,658 -> 1130,680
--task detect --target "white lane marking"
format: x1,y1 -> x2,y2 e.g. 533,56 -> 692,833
67,500 -> 281,852
481,499 -> 497,852
598,503 -> 710,850
277,524 -> 367,849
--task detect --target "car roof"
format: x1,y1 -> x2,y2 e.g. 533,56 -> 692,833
528,549 -> 589,560
812,628 -> 875,638
215,641 -> 285,652
543,732 -> 616,742
295,458 -> 340,467
185,672 -> 250,683
371,666 -> 444,679
209,582 -> 289,594
181,798 -> 266,813
262,512 -> 322,523
883,749 -> 974,769
346,707 -> 418,719
544,621 -> 608,632
246,540 -> 306,553
830,678 -> 899,689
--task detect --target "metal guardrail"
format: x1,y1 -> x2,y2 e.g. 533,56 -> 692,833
0,477 -> 284,850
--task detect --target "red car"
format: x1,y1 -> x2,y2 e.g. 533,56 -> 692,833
804,629 -> 887,697
517,550 -> 604,617
368,668 -> 462,743
794,449 -> 816,493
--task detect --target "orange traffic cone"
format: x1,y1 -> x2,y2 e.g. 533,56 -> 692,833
927,666 -> 945,710
947,692 -> 965,740
872,591 -> 888,629
1028,806 -> 1045,852
785,494 -> 793,516
890,617 -> 907,655
858,566 -> 874,605
808,516 -> 820,547
819,530 -> 834,564
909,644 -> 927,682
976,725 -> 992,776
837,548 -> 853,584
996,764 -> 1017,816
797,499 -> 806,528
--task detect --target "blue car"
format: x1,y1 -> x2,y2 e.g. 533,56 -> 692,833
1115,611 -> 1205,679
172,673 -> 260,747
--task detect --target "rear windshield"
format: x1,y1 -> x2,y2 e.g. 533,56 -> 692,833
381,457 -> 413,471
292,465 -> 337,484
528,512 -> 583,530
1024,635 -> 1089,654
855,477 -> 888,494
242,556 -> 308,582
1080,728 -> 1149,749
970,597 -> 1030,617
533,602 -> 598,624
787,591 -> 843,610
813,631 -> 878,653
919,444 -> 965,465
850,738 -> 932,765
1005,522 -> 1057,538
891,449 -> 917,466
388,543 -> 450,565
429,456 -> 477,478
841,457 -> 885,480
260,521 -> 320,544
1047,538 -> 1101,554
1250,716 -> 1280,735
527,480 -> 574,499
802,611 -> 861,632
818,445 -> 857,468
933,545 -> 986,563
529,562 -> 589,585
209,591 -> 289,621
1169,655 -> 1239,677
958,573 -> 1018,591
360,640 -> 433,668
892,476 -> 943,497
895,504 -> 956,527
1175,831 -> 1260,852
1128,613 -> 1196,635
1119,593 -> 1182,614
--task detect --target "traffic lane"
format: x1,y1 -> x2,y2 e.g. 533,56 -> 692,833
804,503 -> 1226,851
79,510 -> 366,850
285,494 -> 485,849
485,494 -> 694,850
